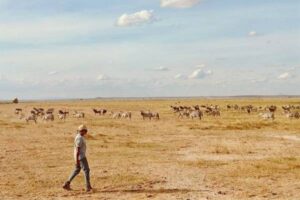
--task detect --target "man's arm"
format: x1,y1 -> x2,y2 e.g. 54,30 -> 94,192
76,147 -> 80,166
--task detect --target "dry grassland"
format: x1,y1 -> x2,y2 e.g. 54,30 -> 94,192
0,98 -> 300,200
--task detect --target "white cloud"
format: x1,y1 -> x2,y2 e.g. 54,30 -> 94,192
248,31 -> 257,37
174,74 -> 186,79
155,66 -> 169,71
205,70 -> 212,75
278,72 -> 290,80
215,80 -> 227,85
250,77 -> 268,83
97,74 -> 110,81
48,71 -> 58,76
160,0 -> 200,8
188,68 -> 212,79
116,10 -> 155,27
195,64 -> 206,68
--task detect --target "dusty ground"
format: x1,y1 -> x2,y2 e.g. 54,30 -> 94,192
0,98 -> 300,200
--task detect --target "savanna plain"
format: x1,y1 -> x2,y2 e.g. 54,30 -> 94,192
0,98 -> 300,200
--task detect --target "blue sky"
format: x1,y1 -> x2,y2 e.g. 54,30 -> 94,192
0,0 -> 299,99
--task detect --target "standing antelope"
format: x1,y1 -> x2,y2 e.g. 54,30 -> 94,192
73,111 -> 85,119
26,114 -> 37,123
259,112 -> 275,120
189,110 -> 203,120
141,111 -> 159,120
43,113 -> 54,121
121,111 -> 132,120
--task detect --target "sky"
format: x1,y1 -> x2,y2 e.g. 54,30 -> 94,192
0,0 -> 299,99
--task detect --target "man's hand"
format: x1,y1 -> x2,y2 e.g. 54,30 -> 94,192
76,147 -> 81,167
76,159 -> 80,167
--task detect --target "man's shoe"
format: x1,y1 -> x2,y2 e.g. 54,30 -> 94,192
86,186 -> 93,192
63,181 -> 71,190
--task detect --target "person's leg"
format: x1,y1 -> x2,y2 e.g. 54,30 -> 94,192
81,157 -> 92,190
63,164 -> 81,189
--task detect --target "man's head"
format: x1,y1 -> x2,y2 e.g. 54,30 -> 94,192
78,124 -> 88,136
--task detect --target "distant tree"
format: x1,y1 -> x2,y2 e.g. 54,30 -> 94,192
12,98 -> 19,104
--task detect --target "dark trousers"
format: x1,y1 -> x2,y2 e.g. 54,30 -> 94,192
68,157 -> 91,188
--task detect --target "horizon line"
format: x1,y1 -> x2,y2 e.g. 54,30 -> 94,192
1,94 -> 300,102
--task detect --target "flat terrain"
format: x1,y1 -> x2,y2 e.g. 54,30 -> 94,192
0,98 -> 300,200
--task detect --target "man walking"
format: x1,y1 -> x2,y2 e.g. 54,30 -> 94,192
63,124 -> 92,192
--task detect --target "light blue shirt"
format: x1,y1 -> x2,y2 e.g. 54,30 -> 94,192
74,133 -> 86,161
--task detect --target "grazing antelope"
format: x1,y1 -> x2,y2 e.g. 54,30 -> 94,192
170,105 -> 180,113
92,109 -> 107,116
209,109 -> 220,117
259,112 -> 275,120
15,108 -> 24,119
93,109 -> 101,115
152,112 -> 160,120
57,110 -> 68,121
286,111 -> 300,119
282,105 -> 291,113
189,110 -> 203,120
141,111 -> 152,120
227,105 -> 232,110
73,111 -> 85,118
140,111 -> 159,120
59,110 -> 69,115
233,104 -> 239,110
266,105 -> 277,113
33,107 -> 45,116
42,113 -> 54,121
26,114 -> 37,123
58,113 -> 67,121
45,108 -> 54,114
15,108 -> 22,115
193,105 -> 200,110
121,111 -> 132,120
178,110 -> 190,119
111,111 -> 121,119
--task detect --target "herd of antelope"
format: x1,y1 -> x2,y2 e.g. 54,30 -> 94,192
15,107 -> 70,123
169,103 -> 299,120
13,107 -> 160,123
13,103 -> 300,124
226,104 -> 300,119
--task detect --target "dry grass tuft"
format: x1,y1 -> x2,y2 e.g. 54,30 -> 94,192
213,144 -> 231,154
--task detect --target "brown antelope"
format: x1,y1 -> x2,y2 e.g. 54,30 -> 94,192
121,111 -> 132,120
15,108 -> 22,115
141,111 -> 159,120
111,111 -> 122,119
42,113 -> 54,121
286,111 -> 300,119
189,110 -> 203,120
73,111 -> 85,118
259,112 -> 275,120
58,110 -> 68,121
26,114 -> 37,123
92,109 -> 107,116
